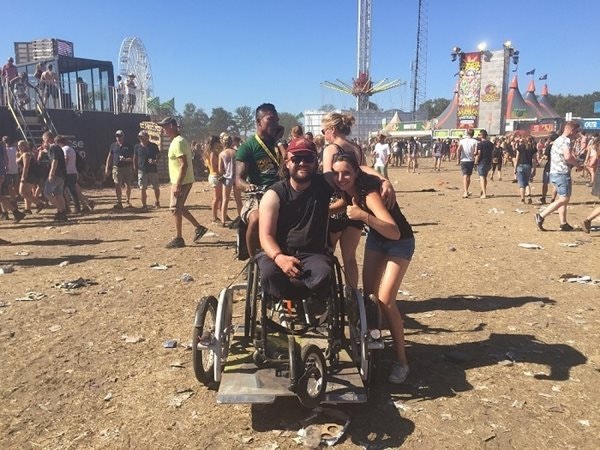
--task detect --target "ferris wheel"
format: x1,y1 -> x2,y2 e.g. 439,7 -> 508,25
118,37 -> 154,114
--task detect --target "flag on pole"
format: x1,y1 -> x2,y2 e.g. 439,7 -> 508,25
526,69 -> 536,75
539,74 -> 548,80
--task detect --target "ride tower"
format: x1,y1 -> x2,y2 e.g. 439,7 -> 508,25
322,0 -> 403,142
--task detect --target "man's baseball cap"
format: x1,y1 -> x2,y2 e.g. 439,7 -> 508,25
157,116 -> 177,127
138,130 -> 149,137
287,138 -> 317,155
115,130 -> 124,136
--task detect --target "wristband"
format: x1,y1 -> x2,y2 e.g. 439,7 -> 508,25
272,251 -> 282,261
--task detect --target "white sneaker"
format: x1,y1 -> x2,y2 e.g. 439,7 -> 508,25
388,362 -> 410,384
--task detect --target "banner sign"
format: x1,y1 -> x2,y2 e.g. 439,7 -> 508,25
457,52 -> 482,129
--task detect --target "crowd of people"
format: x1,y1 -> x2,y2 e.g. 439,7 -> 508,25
369,125 -> 599,232
2,101 -> 599,386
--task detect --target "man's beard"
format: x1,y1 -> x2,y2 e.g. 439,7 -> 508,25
290,169 -> 313,185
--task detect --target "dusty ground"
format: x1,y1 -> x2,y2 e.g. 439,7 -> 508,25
1,159 -> 599,449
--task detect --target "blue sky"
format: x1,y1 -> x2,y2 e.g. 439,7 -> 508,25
2,0 -> 598,116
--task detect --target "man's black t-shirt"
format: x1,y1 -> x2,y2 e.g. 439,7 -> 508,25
477,139 -> 494,165
270,174 -> 333,254
110,142 -> 133,167
48,144 -> 66,179
134,142 -> 160,173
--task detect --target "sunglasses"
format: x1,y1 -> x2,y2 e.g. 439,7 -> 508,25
290,154 -> 316,165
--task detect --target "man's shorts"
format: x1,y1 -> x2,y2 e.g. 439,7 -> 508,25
517,164 -> 532,188
460,161 -> 474,176
550,173 -> 572,197
138,171 -> 159,190
44,176 -> 64,197
113,166 -> 133,185
477,163 -> 491,177
222,176 -> 234,187
169,182 -> 193,213
240,196 -> 259,224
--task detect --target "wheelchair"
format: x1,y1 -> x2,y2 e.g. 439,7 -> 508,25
192,253 -> 384,407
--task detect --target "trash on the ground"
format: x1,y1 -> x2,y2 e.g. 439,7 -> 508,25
448,246 -> 457,251
134,245 -> 144,249
559,242 -> 580,248
15,250 -> 30,256
58,261 -> 70,267
104,393 -> 113,401
511,400 -> 525,409
0,264 -> 15,274
518,243 -> 543,250
163,339 -> 178,348
181,273 -> 194,282
49,324 -> 62,332
150,263 -> 169,270
170,361 -> 184,368
393,400 -> 410,412
498,360 -> 514,367
61,308 -> 77,314
558,273 -> 600,285
488,208 -> 504,214
44,226 -> 55,230
15,291 -> 46,301
204,231 -> 218,238
298,407 -> 350,447
55,278 -> 98,290
0,301 -> 10,307
169,389 -> 194,408
121,334 -> 143,344
578,419 -> 590,427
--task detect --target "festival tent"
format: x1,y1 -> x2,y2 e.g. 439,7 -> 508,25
381,111 -> 402,134
433,82 -> 459,130
523,80 -> 548,119
537,84 -> 560,118
505,75 -> 538,120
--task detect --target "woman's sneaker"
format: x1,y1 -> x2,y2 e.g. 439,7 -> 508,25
388,362 -> 410,384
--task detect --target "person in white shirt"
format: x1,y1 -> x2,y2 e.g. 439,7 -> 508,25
372,134 -> 390,178
126,74 -> 137,113
456,128 -> 479,198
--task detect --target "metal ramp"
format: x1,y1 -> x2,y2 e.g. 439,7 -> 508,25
216,333 -> 367,405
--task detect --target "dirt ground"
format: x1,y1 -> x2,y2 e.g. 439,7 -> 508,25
1,159 -> 599,449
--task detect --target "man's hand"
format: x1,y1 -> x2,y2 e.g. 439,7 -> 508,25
172,183 -> 182,197
275,254 -> 303,278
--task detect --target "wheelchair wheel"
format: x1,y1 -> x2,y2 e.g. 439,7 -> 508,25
192,296 -> 218,386
297,345 -> 327,408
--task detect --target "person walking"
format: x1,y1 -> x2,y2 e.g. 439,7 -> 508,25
474,129 -> 494,198
514,137 -> 538,204
204,135 -> 223,224
218,133 -> 241,226
535,121 -> 583,231
457,129 -> 478,198
104,130 -> 134,209
158,116 -> 207,248
133,130 -> 160,210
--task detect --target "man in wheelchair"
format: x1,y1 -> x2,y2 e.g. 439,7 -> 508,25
257,137 -> 334,304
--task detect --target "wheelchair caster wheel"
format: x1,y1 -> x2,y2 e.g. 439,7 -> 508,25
252,350 -> 268,367
297,345 -> 327,408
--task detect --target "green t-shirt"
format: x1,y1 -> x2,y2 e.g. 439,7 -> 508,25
168,135 -> 195,185
235,135 -> 281,187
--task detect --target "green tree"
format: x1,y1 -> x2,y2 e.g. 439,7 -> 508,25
181,103 -> 209,143
548,92 -> 600,118
278,112 -> 301,140
320,104 -> 336,112
234,106 -> 255,138
208,107 -> 237,136
421,98 -> 451,120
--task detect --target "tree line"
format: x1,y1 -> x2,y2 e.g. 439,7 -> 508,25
174,104 -> 303,143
